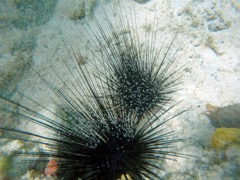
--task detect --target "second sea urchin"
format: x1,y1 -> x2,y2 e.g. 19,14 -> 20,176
82,1 -> 182,118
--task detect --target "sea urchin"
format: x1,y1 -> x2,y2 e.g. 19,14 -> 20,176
81,1 -> 182,118
0,0 -> 185,179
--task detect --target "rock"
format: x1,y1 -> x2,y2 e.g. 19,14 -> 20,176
59,0 -> 96,21
133,0 -> 151,4
206,104 -> 240,128
12,0 -> 58,29
0,0 -> 58,97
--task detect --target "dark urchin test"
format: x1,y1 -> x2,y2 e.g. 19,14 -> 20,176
0,0 -> 185,179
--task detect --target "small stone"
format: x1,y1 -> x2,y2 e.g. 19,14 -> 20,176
206,104 -> 240,128
133,0 -> 151,4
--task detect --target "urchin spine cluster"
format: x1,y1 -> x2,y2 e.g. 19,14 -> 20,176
0,1 -> 185,179
86,2 -> 181,118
